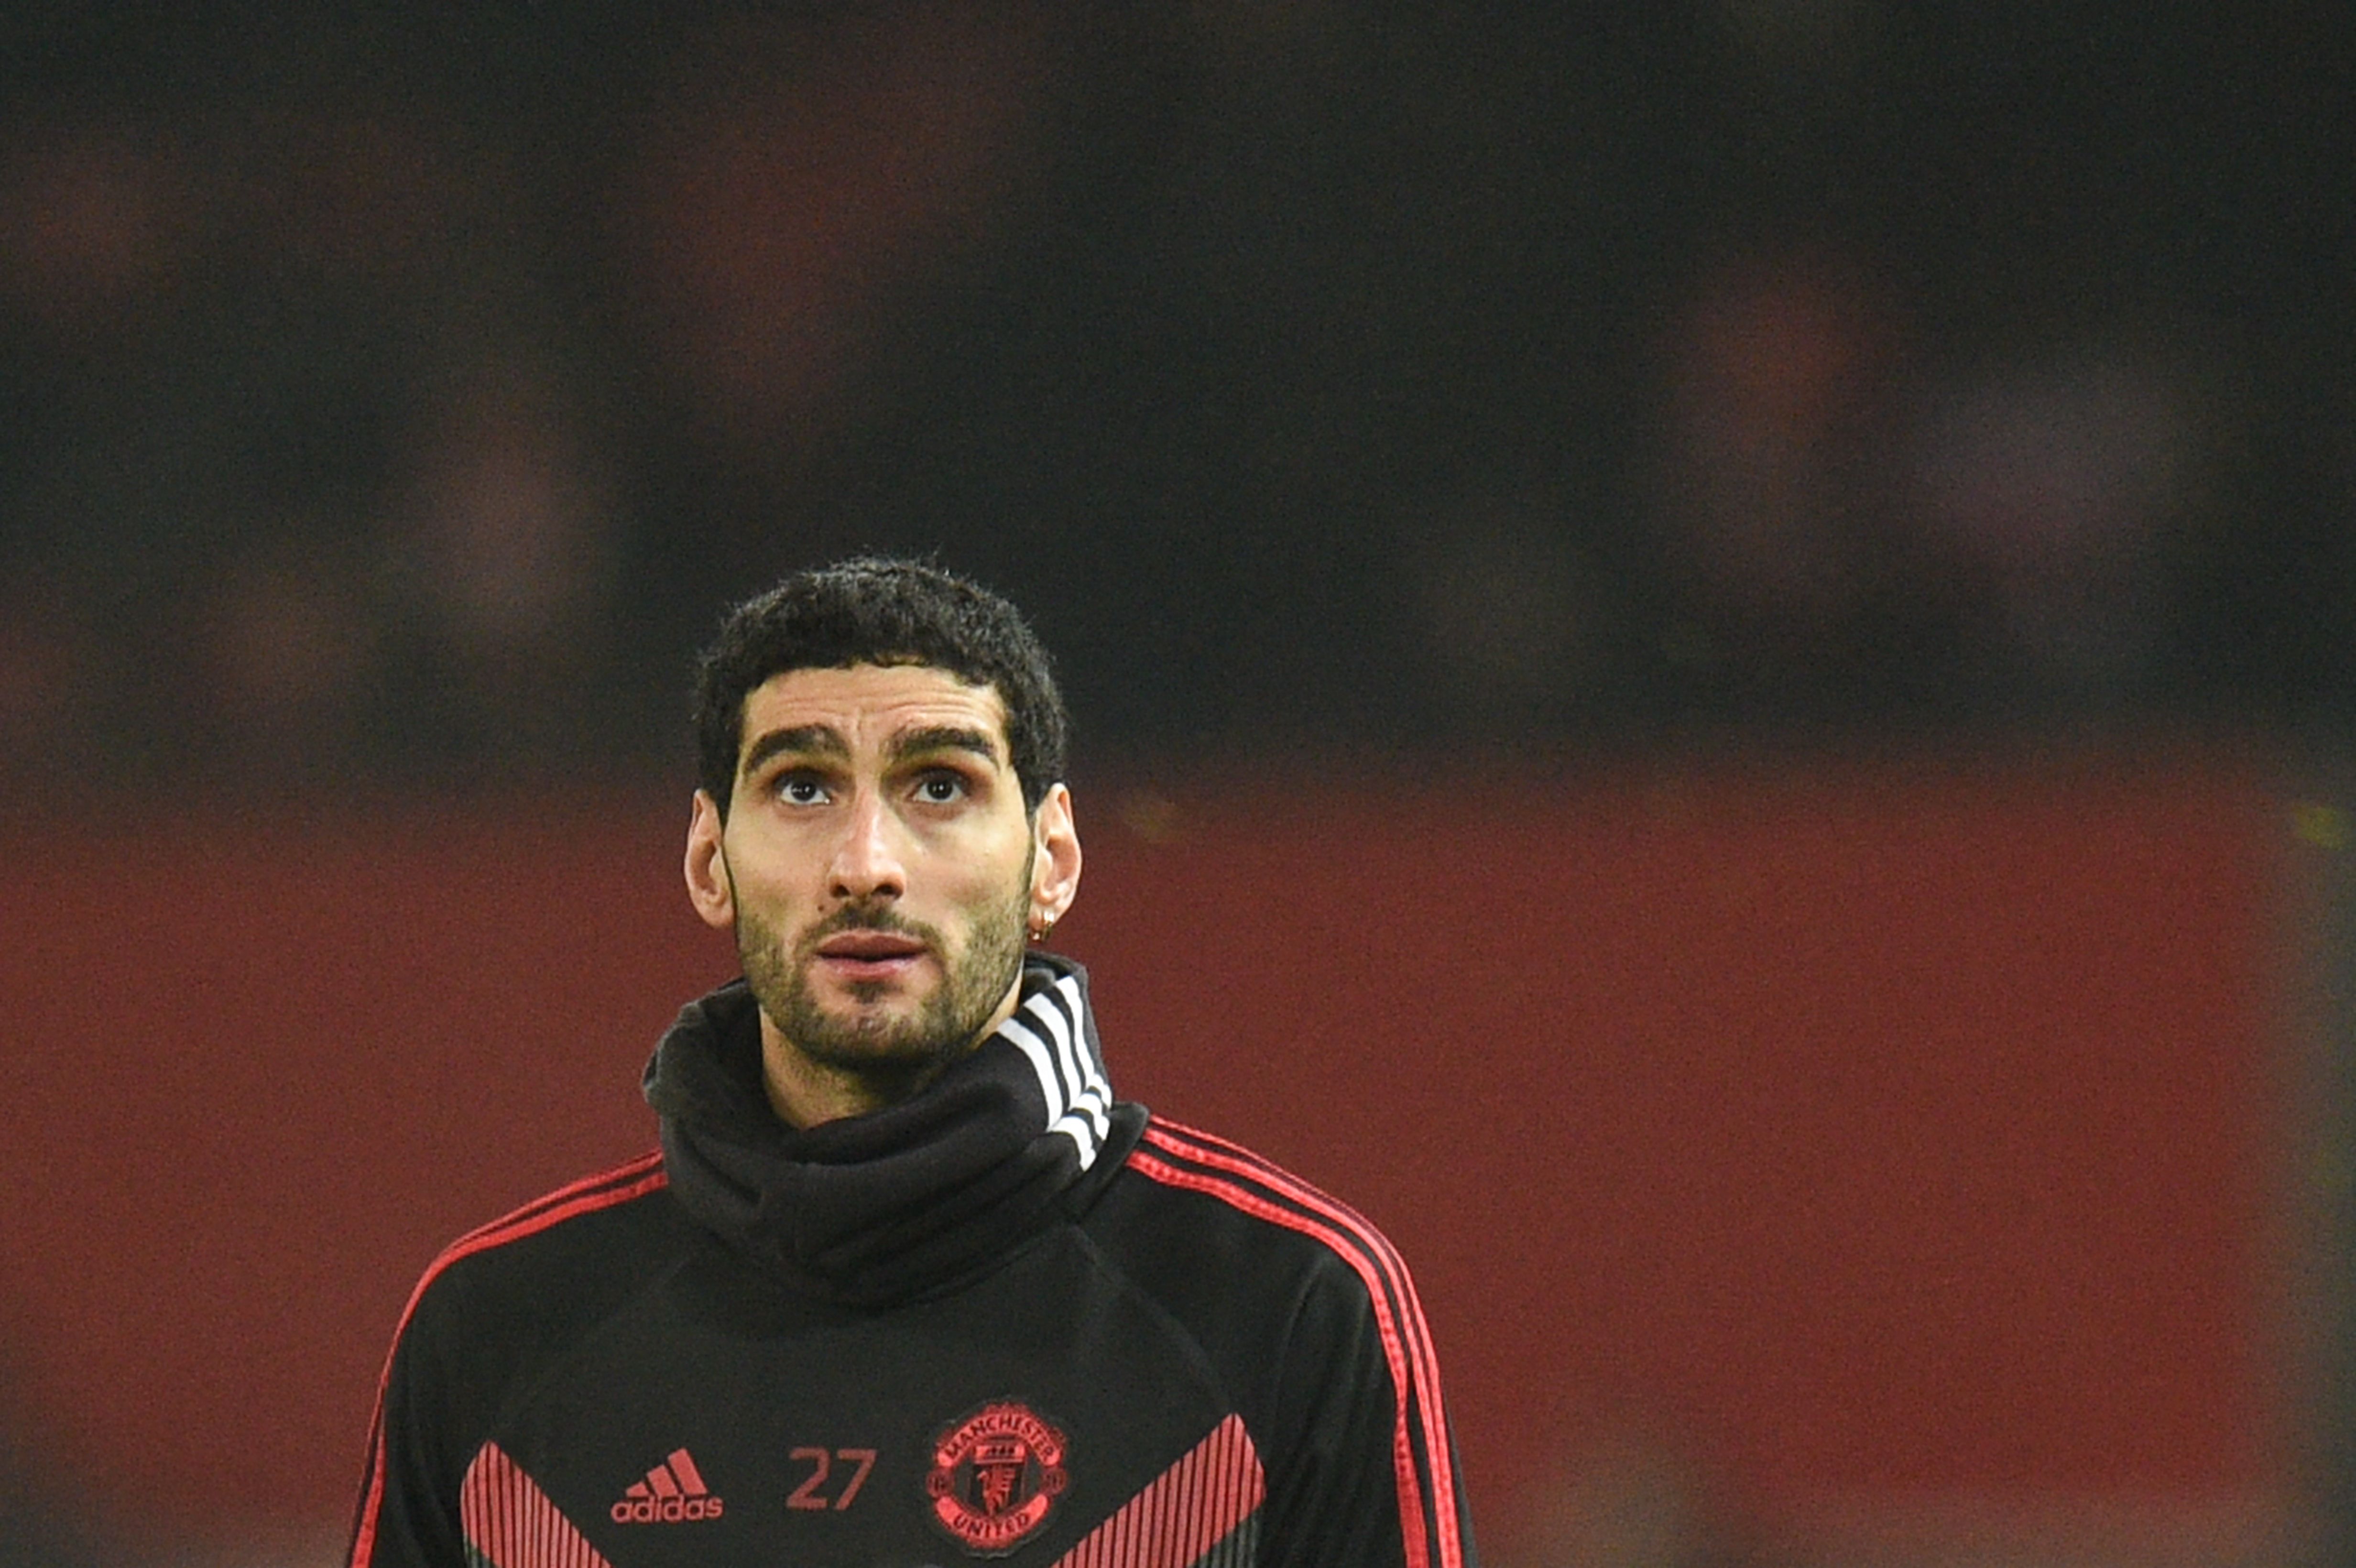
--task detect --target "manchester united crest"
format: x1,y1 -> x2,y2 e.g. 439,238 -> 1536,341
925,1400 -> 1069,1555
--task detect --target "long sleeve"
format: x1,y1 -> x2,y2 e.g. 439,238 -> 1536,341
345,1152 -> 672,1568
346,1265 -> 481,1568
1253,1220 -> 1477,1568
1120,1117 -> 1479,1568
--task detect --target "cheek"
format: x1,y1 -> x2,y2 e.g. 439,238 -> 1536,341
720,867 -> 820,939
938,847 -> 1034,915
725,825 -> 829,889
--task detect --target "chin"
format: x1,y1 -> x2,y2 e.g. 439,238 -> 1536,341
831,1002 -> 943,1048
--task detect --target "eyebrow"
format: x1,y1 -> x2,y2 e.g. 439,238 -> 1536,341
737,723 -> 1003,781
738,724 -> 846,781
889,726 -> 1002,767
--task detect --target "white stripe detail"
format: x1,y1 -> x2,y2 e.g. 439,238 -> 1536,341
999,1017 -> 1067,1122
1026,977 -> 1111,1143
995,973 -> 1111,1169
1001,1016 -> 1097,1167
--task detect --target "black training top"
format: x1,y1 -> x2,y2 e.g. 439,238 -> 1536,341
347,955 -> 1477,1568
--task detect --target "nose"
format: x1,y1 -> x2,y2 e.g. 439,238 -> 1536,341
828,788 -> 907,904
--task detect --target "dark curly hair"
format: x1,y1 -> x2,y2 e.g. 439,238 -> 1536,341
693,558 -> 1069,818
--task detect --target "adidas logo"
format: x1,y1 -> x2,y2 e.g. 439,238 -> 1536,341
610,1448 -> 725,1523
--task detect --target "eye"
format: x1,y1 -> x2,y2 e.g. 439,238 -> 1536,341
914,771 -> 967,804
776,773 -> 830,806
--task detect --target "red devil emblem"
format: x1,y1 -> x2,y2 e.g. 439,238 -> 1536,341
926,1401 -> 1069,1555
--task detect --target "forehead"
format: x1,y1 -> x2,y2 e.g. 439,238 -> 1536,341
737,664 -> 1009,761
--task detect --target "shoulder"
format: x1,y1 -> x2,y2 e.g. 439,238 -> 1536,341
391,1149 -> 679,1357
351,1153 -> 685,1565
1090,1117 -> 1473,1568
1108,1116 -> 1418,1297
1088,1114 -> 1438,1381
414,1148 -> 671,1286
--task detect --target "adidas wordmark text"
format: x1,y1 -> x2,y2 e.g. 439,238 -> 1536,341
611,1448 -> 724,1523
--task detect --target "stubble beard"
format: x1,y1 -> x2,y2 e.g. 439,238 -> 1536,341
737,873 -> 1032,1090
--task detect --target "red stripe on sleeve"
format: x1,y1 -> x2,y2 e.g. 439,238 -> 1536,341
1141,1120 -> 1466,1568
346,1151 -> 667,1568
1128,1140 -> 1464,1568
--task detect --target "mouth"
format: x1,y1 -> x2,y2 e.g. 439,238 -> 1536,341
811,928 -> 929,983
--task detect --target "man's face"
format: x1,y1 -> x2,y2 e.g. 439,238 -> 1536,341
684,663 -> 1079,1121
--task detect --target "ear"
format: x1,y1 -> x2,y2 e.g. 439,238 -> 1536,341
683,789 -> 737,930
1029,782 -> 1083,929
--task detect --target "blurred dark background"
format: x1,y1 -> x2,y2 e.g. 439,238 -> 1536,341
3,5 -> 2354,1567
3,2 -> 2352,799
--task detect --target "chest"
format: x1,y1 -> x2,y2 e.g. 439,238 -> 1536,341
464,1235 -> 1264,1568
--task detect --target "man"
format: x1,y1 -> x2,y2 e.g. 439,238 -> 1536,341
347,558 -> 1476,1568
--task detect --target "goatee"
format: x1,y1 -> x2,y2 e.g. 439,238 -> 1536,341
738,885 -> 1030,1084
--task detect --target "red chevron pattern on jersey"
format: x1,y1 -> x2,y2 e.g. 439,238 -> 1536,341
1053,1413 -> 1263,1568
347,1150 -> 667,1567
458,1441 -> 615,1568
1131,1120 -> 1468,1568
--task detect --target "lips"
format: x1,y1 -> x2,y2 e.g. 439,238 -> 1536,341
811,927 -> 929,984
816,930 -> 926,961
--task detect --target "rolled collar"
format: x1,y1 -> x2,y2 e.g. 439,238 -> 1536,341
644,953 -> 1131,1305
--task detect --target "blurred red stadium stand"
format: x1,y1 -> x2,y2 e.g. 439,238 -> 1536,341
0,756 -> 2321,1562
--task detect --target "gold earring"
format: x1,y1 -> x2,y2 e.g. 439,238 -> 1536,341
1029,914 -> 1055,942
